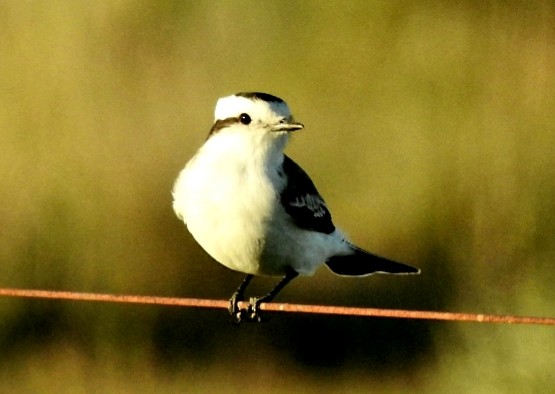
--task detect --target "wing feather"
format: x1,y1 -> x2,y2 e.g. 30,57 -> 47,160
280,156 -> 335,234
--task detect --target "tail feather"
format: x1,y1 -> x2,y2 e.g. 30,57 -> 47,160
325,245 -> 420,277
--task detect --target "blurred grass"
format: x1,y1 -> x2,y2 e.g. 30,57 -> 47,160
1,0 -> 555,392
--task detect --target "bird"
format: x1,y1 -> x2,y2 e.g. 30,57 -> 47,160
172,92 -> 420,323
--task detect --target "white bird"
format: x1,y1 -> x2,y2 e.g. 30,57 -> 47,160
172,92 -> 419,322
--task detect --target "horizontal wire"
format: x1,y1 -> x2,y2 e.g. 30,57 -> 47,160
0,287 -> 554,326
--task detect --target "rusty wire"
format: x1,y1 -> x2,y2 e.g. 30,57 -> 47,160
0,287 -> 554,326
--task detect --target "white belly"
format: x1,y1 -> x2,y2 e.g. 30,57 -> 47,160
173,155 -> 275,274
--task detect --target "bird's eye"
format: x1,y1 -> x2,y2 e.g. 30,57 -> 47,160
239,113 -> 251,125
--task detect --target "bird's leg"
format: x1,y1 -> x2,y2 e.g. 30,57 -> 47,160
228,274 -> 253,323
247,269 -> 299,322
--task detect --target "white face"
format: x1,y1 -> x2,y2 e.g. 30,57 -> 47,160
215,94 -> 293,127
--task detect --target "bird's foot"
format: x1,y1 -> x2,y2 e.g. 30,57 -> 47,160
245,296 -> 270,323
227,295 -> 270,323
228,292 -> 247,324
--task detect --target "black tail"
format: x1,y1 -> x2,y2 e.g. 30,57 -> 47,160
325,245 -> 420,276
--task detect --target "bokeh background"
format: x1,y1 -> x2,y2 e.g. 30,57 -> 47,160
2,1 -> 555,392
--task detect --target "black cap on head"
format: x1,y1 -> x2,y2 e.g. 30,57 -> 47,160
235,92 -> 284,103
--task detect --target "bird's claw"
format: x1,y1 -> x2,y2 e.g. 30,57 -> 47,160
228,293 -> 244,324
228,293 -> 239,314
228,296 -> 269,323
230,309 -> 247,324
246,297 -> 269,323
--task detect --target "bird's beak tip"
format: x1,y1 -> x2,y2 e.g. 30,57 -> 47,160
272,122 -> 304,133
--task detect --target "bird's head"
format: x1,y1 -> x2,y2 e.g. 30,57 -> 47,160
209,92 -> 304,141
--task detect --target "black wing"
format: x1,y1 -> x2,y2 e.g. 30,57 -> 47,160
279,155 -> 335,234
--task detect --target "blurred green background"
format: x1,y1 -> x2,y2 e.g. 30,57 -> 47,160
1,1 -> 555,392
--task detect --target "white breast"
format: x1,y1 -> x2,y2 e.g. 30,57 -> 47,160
173,130 -> 352,276
173,131 -> 283,274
